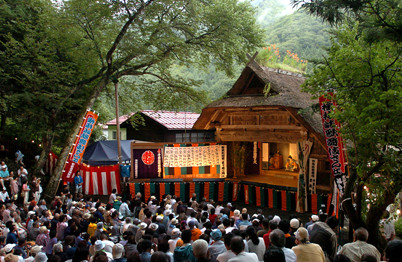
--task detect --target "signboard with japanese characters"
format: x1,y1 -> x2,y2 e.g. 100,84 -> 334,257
62,109 -> 98,182
319,96 -> 348,195
163,144 -> 227,178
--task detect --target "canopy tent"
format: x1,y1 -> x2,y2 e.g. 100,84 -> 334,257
82,140 -> 145,165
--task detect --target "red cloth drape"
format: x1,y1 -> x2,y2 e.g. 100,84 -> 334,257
256,187 -> 261,207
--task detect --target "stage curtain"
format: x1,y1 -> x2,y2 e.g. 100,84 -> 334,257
256,187 -> 261,207
209,182 -> 215,202
195,183 -> 200,202
150,183 -> 155,197
273,190 -> 278,209
233,182 -> 239,201
286,192 -> 292,212
317,195 -> 323,212
129,183 -> 136,198
281,190 -> 287,211
175,182 -> 181,198
144,183 -> 151,201
204,182 -> 210,201
244,185 -> 249,204
180,182 -> 186,201
327,194 -> 332,214
189,182 -> 195,201
159,183 -> 165,201
268,189 -> 274,208
311,194 -> 318,214
218,182 -> 224,202
249,186 -> 254,205
164,183 -> 170,196
135,183 -> 140,198
224,182 -> 229,202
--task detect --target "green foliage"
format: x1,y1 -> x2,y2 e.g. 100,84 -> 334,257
0,0 -> 96,144
292,0 -> 402,42
264,10 -> 330,62
303,22 -> 401,226
256,44 -> 308,73
395,217 -> 402,239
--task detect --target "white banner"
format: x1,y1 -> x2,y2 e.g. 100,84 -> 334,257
309,158 -> 318,194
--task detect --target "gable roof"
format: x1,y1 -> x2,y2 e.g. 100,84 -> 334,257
141,110 -> 200,130
194,60 -> 323,136
106,110 -> 200,130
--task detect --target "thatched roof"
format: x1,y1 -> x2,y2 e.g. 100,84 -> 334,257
195,60 -> 323,136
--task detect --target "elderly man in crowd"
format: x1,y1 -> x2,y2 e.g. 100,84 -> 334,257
339,227 -> 381,262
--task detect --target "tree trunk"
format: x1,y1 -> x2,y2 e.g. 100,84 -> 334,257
32,132 -> 53,177
42,78 -> 109,201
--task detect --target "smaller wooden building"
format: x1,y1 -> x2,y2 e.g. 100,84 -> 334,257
106,110 -> 215,143
194,60 -> 332,194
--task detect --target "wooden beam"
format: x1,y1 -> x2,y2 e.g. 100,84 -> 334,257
286,108 -> 327,149
216,130 -> 302,143
205,109 -> 221,130
218,124 -> 304,130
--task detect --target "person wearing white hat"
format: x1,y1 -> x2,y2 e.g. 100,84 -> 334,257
112,243 -> 125,262
135,223 -> 148,244
24,245 -> 43,262
168,228 -> 182,253
292,227 -> 325,262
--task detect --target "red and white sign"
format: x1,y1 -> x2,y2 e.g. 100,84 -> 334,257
142,150 -> 155,165
319,96 -> 347,195
82,164 -> 121,195
62,109 -> 98,182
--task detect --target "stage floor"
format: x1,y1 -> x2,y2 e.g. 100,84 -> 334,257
131,171 -> 299,189
226,171 -> 299,188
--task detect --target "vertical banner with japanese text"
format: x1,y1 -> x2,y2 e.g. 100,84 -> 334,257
62,109 -> 98,182
319,96 -> 347,195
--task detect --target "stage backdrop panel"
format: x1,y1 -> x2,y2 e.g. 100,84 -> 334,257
82,164 -> 121,195
132,149 -> 162,179
163,144 -> 227,178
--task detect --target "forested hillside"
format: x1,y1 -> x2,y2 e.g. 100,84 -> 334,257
97,0 -> 331,124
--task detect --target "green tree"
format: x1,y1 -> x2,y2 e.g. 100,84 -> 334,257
0,0 -> 99,171
292,0 -> 401,42
43,0 -> 264,198
303,23 -> 401,249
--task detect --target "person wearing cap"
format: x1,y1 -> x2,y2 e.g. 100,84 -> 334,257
92,239 -> 113,261
309,216 -> 338,262
33,252 -> 48,262
168,228 -> 182,253
209,229 -> 226,262
292,227 -> 325,262
305,215 -> 319,232
112,243 -> 126,262
280,220 -> 297,249
0,162 -> 11,191
24,245 -> 43,262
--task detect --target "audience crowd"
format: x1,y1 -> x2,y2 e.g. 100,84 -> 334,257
0,159 -> 400,262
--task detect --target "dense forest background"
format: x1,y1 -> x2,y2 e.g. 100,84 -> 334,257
93,0 -> 331,137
